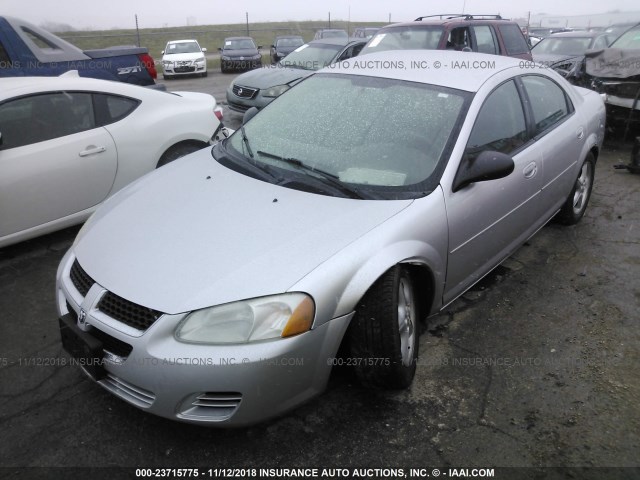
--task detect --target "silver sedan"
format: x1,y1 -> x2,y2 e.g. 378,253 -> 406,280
56,50 -> 605,426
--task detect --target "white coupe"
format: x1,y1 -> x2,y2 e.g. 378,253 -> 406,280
0,72 -> 223,247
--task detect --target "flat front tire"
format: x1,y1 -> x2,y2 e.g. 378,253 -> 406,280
348,266 -> 419,389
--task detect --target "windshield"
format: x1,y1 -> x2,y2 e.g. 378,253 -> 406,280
532,37 -> 593,55
165,41 -> 201,54
221,73 -> 469,199
320,30 -> 348,39
362,26 -> 445,54
611,26 -> 640,49
277,37 -> 304,48
280,43 -> 344,70
224,39 -> 256,50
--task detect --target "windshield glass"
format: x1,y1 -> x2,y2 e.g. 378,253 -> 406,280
320,30 -> 348,39
277,37 -> 304,48
611,26 -> 640,49
224,39 -> 256,50
222,73 -> 469,199
280,43 -> 343,70
362,26 -> 444,54
165,41 -> 201,54
532,37 -> 593,55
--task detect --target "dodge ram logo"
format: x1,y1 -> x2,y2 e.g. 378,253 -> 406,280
117,66 -> 143,75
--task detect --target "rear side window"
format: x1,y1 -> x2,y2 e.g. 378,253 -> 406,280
473,26 -> 498,54
93,94 -> 140,126
498,24 -> 530,55
521,76 -> 572,136
465,80 -> 528,159
0,41 -> 10,67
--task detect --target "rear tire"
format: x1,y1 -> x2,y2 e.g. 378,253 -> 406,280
556,153 -> 595,225
348,266 -> 419,389
156,142 -> 206,168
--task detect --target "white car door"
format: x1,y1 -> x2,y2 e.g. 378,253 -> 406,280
443,79 -> 545,304
0,92 -> 117,238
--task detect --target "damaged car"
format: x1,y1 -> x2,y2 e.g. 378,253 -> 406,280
56,50 -> 605,426
532,31 -> 613,85
585,23 -> 640,129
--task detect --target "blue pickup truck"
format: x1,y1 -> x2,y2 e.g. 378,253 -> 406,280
0,16 -> 159,86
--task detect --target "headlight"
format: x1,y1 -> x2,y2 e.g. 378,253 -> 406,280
162,61 -> 172,66
175,293 -> 314,344
221,55 -> 231,60
253,54 -> 262,60
196,57 -> 205,64
263,84 -> 290,98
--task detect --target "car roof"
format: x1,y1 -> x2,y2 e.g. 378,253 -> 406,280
319,50 -> 528,92
545,31 -> 602,39
316,28 -> 347,32
0,73 -> 155,99
224,36 -> 254,41
167,39 -> 199,44
389,14 -> 513,27
275,35 -> 303,39
308,37 -> 362,47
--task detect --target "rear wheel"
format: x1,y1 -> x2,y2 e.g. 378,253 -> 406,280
348,266 -> 419,389
556,153 -> 595,225
156,142 -> 206,168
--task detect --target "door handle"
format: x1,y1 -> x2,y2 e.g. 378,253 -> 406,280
523,161 -> 538,179
79,146 -> 106,157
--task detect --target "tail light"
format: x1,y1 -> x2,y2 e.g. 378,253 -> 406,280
214,106 -> 224,121
138,53 -> 158,80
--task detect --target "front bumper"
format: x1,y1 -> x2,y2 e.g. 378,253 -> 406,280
55,251 -> 352,426
163,63 -> 206,76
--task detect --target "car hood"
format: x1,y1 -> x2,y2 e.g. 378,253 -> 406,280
275,46 -> 299,55
533,53 -> 583,65
162,52 -> 204,62
222,48 -> 259,58
74,150 -> 412,315
232,66 -> 309,89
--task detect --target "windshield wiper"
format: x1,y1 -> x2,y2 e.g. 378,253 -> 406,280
240,125 -> 254,159
256,150 -> 365,199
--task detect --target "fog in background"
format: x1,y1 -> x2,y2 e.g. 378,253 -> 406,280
3,0 -> 640,30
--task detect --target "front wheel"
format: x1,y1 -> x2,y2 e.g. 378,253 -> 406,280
556,153 -> 595,225
157,142 -> 205,168
348,266 -> 419,389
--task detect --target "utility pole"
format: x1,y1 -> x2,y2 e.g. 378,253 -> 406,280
388,13 -> 391,23
135,14 -> 140,47
328,12 -> 331,28
245,12 -> 249,36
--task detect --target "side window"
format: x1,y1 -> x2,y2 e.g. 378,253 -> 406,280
93,93 -> 140,126
338,43 -> 365,62
473,26 -> 498,54
591,35 -> 608,50
447,27 -> 472,51
0,92 -> 95,150
0,41 -> 11,67
465,80 -> 528,160
521,75 -> 571,136
498,24 -> 530,55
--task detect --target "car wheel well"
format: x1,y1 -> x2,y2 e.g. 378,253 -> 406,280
157,140 -> 208,168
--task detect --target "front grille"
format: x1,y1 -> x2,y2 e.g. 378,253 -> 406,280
70,260 -> 94,297
90,327 -> 133,358
175,66 -> 196,73
65,304 -> 133,358
232,84 -> 258,98
97,291 -> 163,331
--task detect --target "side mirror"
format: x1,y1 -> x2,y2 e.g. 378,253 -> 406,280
461,46 -> 472,52
243,107 -> 259,125
271,44 -> 275,48
202,47 -> 207,53
218,47 -> 223,52
452,150 -> 514,192
161,50 -> 165,54
257,45 -> 263,50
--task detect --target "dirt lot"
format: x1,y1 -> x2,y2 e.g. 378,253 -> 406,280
0,71 -> 639,478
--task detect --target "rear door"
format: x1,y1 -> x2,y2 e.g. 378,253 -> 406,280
0,91 -> 117,238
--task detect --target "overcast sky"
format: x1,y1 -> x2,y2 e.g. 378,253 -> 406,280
3,0 -> 640,30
